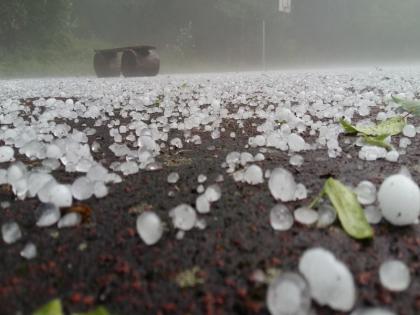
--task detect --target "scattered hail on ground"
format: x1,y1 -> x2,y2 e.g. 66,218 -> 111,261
0,68 -> 419,315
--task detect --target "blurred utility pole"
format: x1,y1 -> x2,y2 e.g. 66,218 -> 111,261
262,0 -> 291,70
262,19 -> 266,70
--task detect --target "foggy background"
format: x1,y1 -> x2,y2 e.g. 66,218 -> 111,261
1,0 -> 420,77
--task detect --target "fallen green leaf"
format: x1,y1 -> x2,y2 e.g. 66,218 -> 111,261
340,117 -> 405,137
392,96 -> 420,116
362,134 -> 392,150
33,299 -> 63,315
339,119 -> 359,134
324,178 -> 374,240
72,306 -> 111,315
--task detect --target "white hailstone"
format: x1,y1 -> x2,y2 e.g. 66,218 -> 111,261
175,230 -> 185,240
91,141 -> 101,152
167,172 -> 180,184
355,181 -> 376,205
294,207 -> 319,225
138,149 -> 153,164
211,129 -> 220,139
351,308 -> 396,315
36,203 -> 61,227
27,173 -> 54,198
169,204 -> 197,231
49,184 -> 73,208
196,194 -> 211,214
197,174 -> 207,184
195,218 -> 207,230
58,212 -> 82,228
232,170 -> 245,183
399,137 -> 411,149
7,162 -> 26,184
364,205 -> 382,224
269,168 -> 297,202
254,153 -> 265,162
298,247 -> 356,312
45,144 -> 63,159
378,174 -> 420,225
243,165 -> 264,185
12,177 -> 28,200
42,158 -> 61,171
402,124 -> 416,138
170,137 -> 183,149
196,185 -> 205,194
0,146 -> 14,162
289,155 -> 304,167
359,146 -> 387,161
71,177 -> 94,201
240,152 -> 254,166
379,260 -> 411,292
136,212 -> 163,245
254,135 -> 266,147
385,150 -> 399,162
20,242 -> 37,260
287,133 -> 306,152
87,164 -> 108,182
2,221 -> 22,244
75,158 -> 93,173
316,203 -> 337,228
270,204 -> 294,231
93,181 -> 108,198
266,272 -> 311,315
204,184 -> 222,202
294,183 -> 307,200
119,161 -> 139,175
226,151 -> 241,166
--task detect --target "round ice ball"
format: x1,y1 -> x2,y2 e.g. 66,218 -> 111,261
298,247 -> 356,312
266,272 -> 311,315
136,212 -> 163,245
377,174 -> 420,225
379,259 -> 411,292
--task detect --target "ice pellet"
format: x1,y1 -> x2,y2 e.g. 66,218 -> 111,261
299,247 -> 356,311
169,204 -> 197,231
379,260 -> 411,292
269,168 -> 297,202
266,272 -> 311,315
136,212 -> 163,245
378,174 -> 420,225
167,172 -> 180,184
355,181 -> 376,205
36,203 -> 61,227
196,194 -> 211,214
2,221 -> 22,244
294,207 -> 319,225
270,204 -> 294,231
71,177 -> 94,201
204,184 -> 222,202
20,242 -> 37,260
243,164 -> 264,185
0,146 -> 14,162
58,212 -> 82,228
